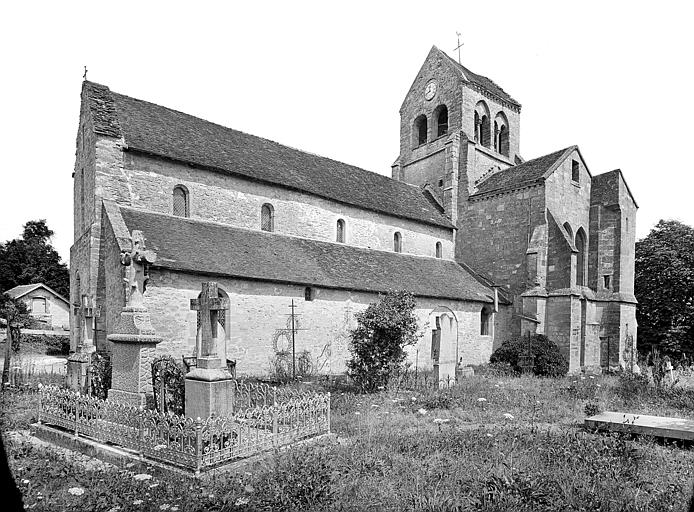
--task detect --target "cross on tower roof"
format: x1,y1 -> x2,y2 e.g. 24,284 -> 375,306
454,32 -> 464,64
190,282 -> 229,359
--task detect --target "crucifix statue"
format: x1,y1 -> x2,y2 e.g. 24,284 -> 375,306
121,230 -> 156,309
190,282 -> 229,364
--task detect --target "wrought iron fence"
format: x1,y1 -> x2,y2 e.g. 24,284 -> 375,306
37,384 -> 331,474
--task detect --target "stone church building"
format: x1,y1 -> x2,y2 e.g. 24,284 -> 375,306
69,46 -> 637,381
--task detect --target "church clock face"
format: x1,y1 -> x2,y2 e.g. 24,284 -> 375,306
424,81 -> 437,100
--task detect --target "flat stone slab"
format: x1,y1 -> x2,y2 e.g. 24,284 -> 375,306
585,411 -> 694,441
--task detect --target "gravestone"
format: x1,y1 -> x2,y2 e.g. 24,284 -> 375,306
106,230 -> 162,407
67,295 -> 99,392
185,282 -> 234,419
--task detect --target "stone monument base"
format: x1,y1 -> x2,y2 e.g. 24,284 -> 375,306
67,352 -> 92,392
185,371 -> 234,420
107,388 -> 147,408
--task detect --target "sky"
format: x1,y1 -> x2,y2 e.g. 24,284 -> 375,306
1,0 -> 693,264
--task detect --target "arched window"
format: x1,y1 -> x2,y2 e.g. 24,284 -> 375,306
336,218 -> 345,243
261,203 -> 274,232
173,185 -> 189,217
393,232 -> 402,253
434,105 -> 448,137
576,228 -> 587,286
435,241 -> 442,258
481,305 -> 492,335
493,112 -> 509,156
413,114 -> 428,146
474,101 -> 491,147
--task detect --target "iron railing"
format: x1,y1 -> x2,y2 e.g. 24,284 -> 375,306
37,384 -> 331,474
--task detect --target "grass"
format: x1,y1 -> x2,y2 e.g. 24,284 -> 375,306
2,373 -> 694,511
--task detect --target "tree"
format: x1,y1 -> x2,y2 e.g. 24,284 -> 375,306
346,291 -> 421,392
1,294 -> 30,388
0,220 -> 69,298
635,220 -> 694,356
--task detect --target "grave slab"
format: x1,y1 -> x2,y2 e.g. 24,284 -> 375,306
585,411 -> 694,441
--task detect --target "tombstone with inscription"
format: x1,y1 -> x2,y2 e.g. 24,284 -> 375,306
67,295 -> 99,392
185,282 -> 234,419
106,230 -> 162,407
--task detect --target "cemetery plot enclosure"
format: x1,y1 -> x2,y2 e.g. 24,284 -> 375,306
36,384 -> 330,474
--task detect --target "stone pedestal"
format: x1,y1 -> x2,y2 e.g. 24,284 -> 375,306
67,350 -> 92,393
107,306 -> 162,408
185,356 -> 234,419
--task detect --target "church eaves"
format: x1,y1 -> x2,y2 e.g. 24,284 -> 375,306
114,206 -> 493,304
82,81 -> 454,230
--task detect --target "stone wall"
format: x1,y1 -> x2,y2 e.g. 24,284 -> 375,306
109,268 -> 497,377
460,185 -> 546,296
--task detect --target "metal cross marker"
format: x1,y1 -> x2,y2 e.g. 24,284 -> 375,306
454,32 -> 464,64
83,65 -> 88,81
190,282 -> 229,359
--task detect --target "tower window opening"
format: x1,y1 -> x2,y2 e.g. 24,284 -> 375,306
435,105 -> 448,137
603,275 -> 611,289
414,115 -> 428,146
304,287 -> 314,301
435,241 -> 442,258
572,160 -> 580,183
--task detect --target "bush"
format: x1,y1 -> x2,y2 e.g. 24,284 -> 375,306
490,334 -> 568,377
347,291 -> 421,392
20,333 -> 70,355
88,352 -> 112,400
614,371 -> 650,401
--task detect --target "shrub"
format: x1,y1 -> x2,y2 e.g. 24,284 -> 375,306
490,334 -> 568,377
614,371 -> 649,401
347,291 -> 421,392
88,352 -> 112,400
584,401 -> 601,417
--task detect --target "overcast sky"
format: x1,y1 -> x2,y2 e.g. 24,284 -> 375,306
1,0 -> 692,263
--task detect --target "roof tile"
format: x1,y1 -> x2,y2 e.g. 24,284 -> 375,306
117,207 -> 493,303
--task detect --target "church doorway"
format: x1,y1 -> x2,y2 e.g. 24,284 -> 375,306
427,307 -> 458,385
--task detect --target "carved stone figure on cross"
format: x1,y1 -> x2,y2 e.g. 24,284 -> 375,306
120,230 -> 156,309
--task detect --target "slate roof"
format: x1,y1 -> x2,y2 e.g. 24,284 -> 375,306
116,206 -> 493,303
5,283 -> 69,304
438,48 -> 520,108
82,82 -> 453,229
471,146 -> 574,198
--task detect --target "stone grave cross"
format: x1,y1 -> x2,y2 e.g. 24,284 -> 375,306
190,282 -> 229,368
76,295 -> 99,354
185,282 -> 234,419
121,230 -> 156,309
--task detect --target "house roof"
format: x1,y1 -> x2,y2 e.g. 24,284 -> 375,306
5,283 -> 69,304
471,146 -> 575,198
83,81 -> 454,230
436,47 -> 520,108
115,206 -> 494,303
